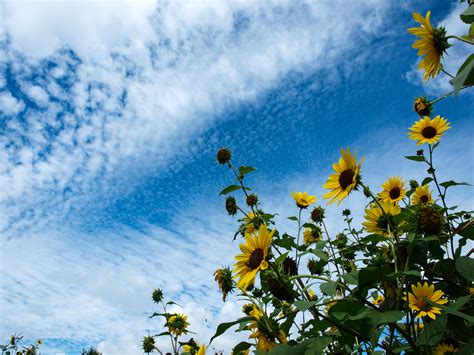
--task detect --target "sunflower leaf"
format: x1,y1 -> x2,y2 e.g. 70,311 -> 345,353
293,300 -> 317,312
421,177 -> 433,185
416,313 -> 447,346
238,166 -> 256,176
460,5 -> 474,24
455,256 -> 474,281
219,185 -> 241,195
209,316 -> 253,344
451,54 -> 474,94
232,342 -> 252,355
439,180 -> 471,189
405,155 -> 425,162
426,300 -> 474,323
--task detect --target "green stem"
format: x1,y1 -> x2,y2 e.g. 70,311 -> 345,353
447,35 -> 474,45
321,220 -> 343,276
429,85 -> 470,105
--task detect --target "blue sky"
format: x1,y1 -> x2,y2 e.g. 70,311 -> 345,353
0,0 -> 473,353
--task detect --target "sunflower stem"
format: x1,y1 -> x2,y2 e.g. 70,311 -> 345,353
321,220 -> 343,277
429,85 -> 470,105
447,35 -> 474,45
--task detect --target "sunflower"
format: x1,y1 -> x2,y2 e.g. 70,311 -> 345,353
379,176 -> 407,203
196,345 -> 206,355
372,295 -> 385,305
323,148 -> 364,205
362,201 -> 401,237
248,305 -> 286,352
433,343 -> 457,355
412,184 -> 434,205
166,314 -> 190,336
408,115 -> 451,145
242,211 -> 257,234
303,227 -> 321,245
291,192 -> 316,208
408,11 -> 449,80
406,282 -> 448,319
234,224 -> 274,290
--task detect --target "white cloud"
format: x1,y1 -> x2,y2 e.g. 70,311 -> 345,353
0,92 -> 24,115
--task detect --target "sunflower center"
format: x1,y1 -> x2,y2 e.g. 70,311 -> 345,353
420,195 -> 429,203
338,169 -> 355,190
389,187 -> 401,200
421,126 -> 437,139
417,298 -> 427,309
248,248 -> 264,269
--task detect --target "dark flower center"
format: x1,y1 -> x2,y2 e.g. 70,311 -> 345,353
420,195 -> 429,203
421,126 -> 437,139
248,248 -> 264,269
338,169 -> 355,190
389,187 -> 401,200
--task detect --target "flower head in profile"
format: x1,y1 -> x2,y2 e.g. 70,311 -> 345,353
372,295 -> 385,305
303,227 -> 322,245
166,314 -> 190,336
414,96 -> 432,117
242,211 -> 257,234
408,115 -> 450,145
406,282 -> 448,319
234,224 -> 274,290
408,11 -> 449,80
433,343 -> 457,355
362,201 -> 401,236
323,148 -> 364,205
379,176 -> 407,203
291,192 -> 316,208
182,339 -> 199,354
412,185 -> 434,205
214,266 -> 234,301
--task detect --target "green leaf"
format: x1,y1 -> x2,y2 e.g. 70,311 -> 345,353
312,249 -> 329,261
451,54 -> 474,94
219,185 -> 241,195
405,155 -> 425,162
294,300 -> 317,312
417,313 -> 447,346
372,310 -> 404,324
304,336 -> 332,354
320,281 -> 337,296
421,177 -> 433,186
209,317 -> 252,344
154,331 -> 171,337
460,5 -> 474,24
459,338 -> 474,355
387,270 -> 421,278
439,180 -> 471,189
238,166 -> 256,176
232,341 -> 252,355
455,256 -> 474,281
457,221 -> 474,239
268,340 -> 311,355
426,300 -> 474,323
287,216 -> 298,221
341,271 -> 359,285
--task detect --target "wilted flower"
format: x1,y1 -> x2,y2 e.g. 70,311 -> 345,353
310,206 -> 325,223
418,206 -> 444,235
225,196 -> 238,216
414,97 -> 432,116
246,194 -> 258,207
216,148 -> 232,164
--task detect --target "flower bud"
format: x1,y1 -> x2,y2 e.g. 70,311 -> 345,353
152,288 -> 164,304
142,336 -> 156,354
216,148 -> 232,164
225,196 -> 238,215
342,209 -> 351,217
310,206 -> 325,223
246,194 -> 258,207
409,179 -> 419,190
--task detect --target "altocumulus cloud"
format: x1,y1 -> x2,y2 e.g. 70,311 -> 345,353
5,0 -> 469,354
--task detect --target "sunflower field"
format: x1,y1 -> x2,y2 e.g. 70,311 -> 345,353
141,6 -> 474,355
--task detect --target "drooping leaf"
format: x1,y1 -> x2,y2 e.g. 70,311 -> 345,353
219,185 -> 241,195
304,336 -> 333,354
451,54 -> 474,94
439,180 -> 471,189
460,5 -> 474,24
421,177 -> 433,186
232,341 -> 252,355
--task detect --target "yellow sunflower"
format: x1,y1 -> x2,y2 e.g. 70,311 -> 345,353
412,184 -> 434,205
433,343 -> 457,355
234,224 -> 274,290
362,201 -> 401,237
323,148 -> 364,205
248,305 -> 286,352
303,228 -> 321,245
408,11 -> 449,80
372,295 -> 385,305
242,211 -> 257,234
406,282 -> 448,319
379,176 -> 407,203
196,345 -> 206,355
291,192 -> 316,208
408,115 -> 451,145
166,314 -> 190,336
